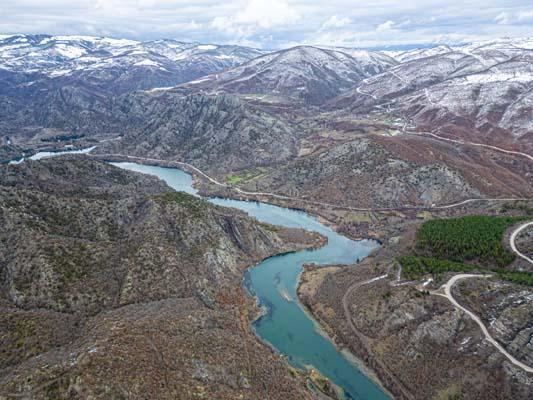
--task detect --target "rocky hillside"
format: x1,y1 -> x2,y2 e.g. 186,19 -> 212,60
0,157 -> 323,399
96,92 -> 299,173
0,34 -> 264,94
0,34 -> 264,145
221,134 -> 531,209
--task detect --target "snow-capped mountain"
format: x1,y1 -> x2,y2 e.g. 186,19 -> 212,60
319,46 -> 398,74
331,37 -> 533,151
179,45 -> 394,104
1,34 -> 531,154
0,34 -> 265,93
385,37 -> 533,62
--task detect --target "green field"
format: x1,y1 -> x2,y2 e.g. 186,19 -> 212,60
226,175 -> 244,185
226,168 -> 269,186
416,215 -> 526,267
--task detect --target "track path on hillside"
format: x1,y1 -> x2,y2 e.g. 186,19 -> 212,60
510,221 -> 533,265
433,274 -> 533,373
340,273 -> 415,400
94,152 -> 529,212
409,131 -> 533,162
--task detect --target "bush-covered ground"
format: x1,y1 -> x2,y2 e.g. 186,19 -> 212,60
416,215 -> 527,267
399,256 -> 475,279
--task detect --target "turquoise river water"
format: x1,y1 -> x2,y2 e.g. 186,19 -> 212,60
113,162 -> 390,399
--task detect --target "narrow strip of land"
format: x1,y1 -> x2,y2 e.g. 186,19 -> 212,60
340,274 -> 415,399
434,274 -> 533,373
93,152 -> 529,213
510,221 -> 533,265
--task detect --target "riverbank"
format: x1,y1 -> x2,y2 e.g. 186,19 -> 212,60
296,264 -> 394,398
298,261 -> 414,400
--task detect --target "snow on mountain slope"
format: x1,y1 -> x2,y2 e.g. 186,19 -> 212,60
180,45 -> 389,104
384,45 -> 454,62
385,37 -> 533,63
321,46 -> 398,74
0,34 -> 265,93
331,38 -> 533,151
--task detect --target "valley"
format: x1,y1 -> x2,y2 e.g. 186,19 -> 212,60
0,32 -> 532,400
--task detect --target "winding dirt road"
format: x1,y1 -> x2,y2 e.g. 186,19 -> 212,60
510,221 -> 533,265
409,131 -> 533,162
434,274 -> 533,373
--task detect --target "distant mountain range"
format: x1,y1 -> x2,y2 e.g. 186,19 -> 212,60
1,34 -> 531,158
0,34 -> 265,94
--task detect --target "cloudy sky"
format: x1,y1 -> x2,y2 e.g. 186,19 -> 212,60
1,0 -> 532,49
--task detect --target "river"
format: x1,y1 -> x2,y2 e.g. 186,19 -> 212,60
7,146 -> 97,164
112,162 -> 389,400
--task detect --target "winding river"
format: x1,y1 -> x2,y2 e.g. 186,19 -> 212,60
113,162 -> 389,400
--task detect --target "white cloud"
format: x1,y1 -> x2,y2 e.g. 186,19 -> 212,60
517,10 -> 533,21
494,12 -> 509,24
376,20 -> 395,31
320,15 -> 351,31
212,0 -> 299,37
1,0 -> 533,49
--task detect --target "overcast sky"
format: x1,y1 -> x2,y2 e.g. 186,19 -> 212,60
1,0 -> 532,49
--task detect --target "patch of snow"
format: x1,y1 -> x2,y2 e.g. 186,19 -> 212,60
422,278 -> 434,287
461,72 -> 532,84
187,76 -> 211,84
52,35 -> 99,42
197,44 -> 217,50
146,86 -> 175,92
49,69 -> 72,77
54,43 -> 86,58
127,50 -> 149,55
100,37 -> 139,47
460,336 -> 471,345
134,59 -> 160,67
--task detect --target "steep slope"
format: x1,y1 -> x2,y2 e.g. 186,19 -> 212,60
0,157 -> 321,399
97,92 -> 299,173
180,46 -> 378,104
0,34 -> 266,145
299,246 -> 533,400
